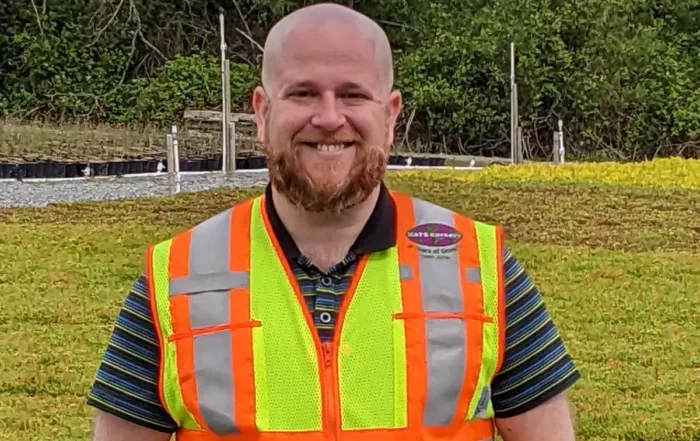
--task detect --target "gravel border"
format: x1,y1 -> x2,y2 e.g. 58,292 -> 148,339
0,166 -> 482,209
0,171 -> 270,208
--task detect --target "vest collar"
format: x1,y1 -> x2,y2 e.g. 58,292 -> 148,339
263,182 -> 397,263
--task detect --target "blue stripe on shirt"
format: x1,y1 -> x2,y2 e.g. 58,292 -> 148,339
87,247 -> 579,430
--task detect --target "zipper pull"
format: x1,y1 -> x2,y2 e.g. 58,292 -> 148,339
322,342 -> 333,367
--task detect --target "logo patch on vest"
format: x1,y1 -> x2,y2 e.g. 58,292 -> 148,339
407,223 -> 463,247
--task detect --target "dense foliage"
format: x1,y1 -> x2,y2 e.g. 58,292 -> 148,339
1,0 -> 698,159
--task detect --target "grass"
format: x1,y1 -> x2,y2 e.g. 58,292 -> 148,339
1,158 -> 699,440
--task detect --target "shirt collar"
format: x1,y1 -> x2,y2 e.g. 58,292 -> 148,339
263,182 -> 397,263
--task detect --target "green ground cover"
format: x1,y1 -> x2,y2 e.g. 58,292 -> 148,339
1,159 -> 698,440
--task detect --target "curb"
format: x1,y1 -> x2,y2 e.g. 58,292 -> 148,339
0,154 -> 453,181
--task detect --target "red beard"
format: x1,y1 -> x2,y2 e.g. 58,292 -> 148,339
263,129 -> 388,214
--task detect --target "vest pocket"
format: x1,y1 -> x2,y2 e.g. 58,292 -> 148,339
393,312 -> 489,428
168,319 -> 261,342
393,312 -> 492,323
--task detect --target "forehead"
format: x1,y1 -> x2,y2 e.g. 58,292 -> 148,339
274,21 -> 382,92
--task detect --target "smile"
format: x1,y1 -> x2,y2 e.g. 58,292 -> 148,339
303,142 -> 356,152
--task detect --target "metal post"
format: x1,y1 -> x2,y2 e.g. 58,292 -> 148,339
552,119 -> 565,164
171,124 -> 181,194
223,59 -> 232,173
510,42 -> 516,164
516,126 -> 523,163
220,10 -> 228,173
227,120 -> 237,172
558,119 -> 565,165
553,131 -> 561,164
512,85 -> 521,164
166,134 -> 174,174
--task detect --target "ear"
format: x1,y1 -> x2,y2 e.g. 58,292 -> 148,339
383,89 -> 403,148
252,86 -> 270,144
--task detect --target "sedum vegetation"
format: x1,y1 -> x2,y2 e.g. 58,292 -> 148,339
0,159 -> 698,440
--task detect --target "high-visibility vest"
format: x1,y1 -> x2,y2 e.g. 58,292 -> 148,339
146,191 -> 506,441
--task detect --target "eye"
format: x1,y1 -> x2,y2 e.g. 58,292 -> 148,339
289,90 -> 314,98
342,92 -> 368,100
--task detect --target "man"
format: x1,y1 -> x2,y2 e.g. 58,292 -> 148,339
88,3 -> 580,440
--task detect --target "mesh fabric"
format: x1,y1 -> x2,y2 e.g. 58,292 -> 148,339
152,239 -> 200,430
338,248 -> 408,430
249,197 -> 323,432
468,221 -> 501,420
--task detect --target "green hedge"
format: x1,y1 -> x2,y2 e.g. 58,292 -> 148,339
1,0 -> 698,160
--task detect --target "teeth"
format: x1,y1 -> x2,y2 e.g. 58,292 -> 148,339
317,144 -> 344,152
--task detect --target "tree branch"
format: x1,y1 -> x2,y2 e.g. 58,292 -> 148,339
235,28 -> 264,53
129,0 -> 166,60
231,0 -> 261,53
89,0 -> 126,47
30,0 -> 44,35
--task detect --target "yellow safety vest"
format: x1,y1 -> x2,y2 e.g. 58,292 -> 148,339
146,191 -> 506,441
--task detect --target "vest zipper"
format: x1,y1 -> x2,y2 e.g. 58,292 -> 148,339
322,342 -> 338,441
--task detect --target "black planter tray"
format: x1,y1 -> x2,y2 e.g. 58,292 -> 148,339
0,155 -> 445,180
388,155 -> 446,166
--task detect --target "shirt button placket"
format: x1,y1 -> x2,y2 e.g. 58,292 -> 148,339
317,276 -> 335,325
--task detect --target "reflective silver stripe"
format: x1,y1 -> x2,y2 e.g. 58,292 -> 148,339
466,267 -> 481,284
473,386 -> 491,419
190,290 -> 230,330
170,208 -> 239,435
194,331 -> 234,434
411,198 -> 466,427
170,272 -> 249,296
190,209 -> 232,275
400,265 -> 413,281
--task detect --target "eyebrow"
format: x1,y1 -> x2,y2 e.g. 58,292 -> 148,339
283,80 -> 316,90
283,80 -> 375,95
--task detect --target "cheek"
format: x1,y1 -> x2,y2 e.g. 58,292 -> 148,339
349,111 -> 387,143
269,105 -> 309,143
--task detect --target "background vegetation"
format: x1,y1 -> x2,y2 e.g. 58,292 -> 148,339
1,159 -> 699,440
1,0 -> 699,160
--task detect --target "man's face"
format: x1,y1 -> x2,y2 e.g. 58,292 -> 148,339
253,20 -> 402,213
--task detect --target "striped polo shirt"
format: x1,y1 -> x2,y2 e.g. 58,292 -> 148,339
87,184 -> 580,432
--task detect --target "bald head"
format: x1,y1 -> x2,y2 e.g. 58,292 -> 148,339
261,3 -> 394,97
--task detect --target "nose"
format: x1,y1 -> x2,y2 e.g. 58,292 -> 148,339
310,91 -> 346,131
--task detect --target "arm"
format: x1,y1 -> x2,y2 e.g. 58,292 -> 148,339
491,248 -> 580,440
495,392 -> 576,441
87,274 -> 178,440
92,410 -> 173,441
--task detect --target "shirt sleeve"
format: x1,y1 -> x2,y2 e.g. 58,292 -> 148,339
86,274 -> 178,433
490,247 -> 581,418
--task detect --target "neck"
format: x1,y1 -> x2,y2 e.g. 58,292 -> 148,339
271,185 -> 381,272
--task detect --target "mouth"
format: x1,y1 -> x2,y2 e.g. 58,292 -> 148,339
302,141 -> 356,152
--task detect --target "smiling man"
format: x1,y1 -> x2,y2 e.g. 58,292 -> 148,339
88,4 -> 580,441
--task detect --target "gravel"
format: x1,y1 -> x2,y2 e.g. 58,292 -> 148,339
0,171 -> 271,208
0,166 -> 482,209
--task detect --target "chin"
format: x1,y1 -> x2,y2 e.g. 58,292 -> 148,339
303,159 -> 353,178
307,171 -> 350,190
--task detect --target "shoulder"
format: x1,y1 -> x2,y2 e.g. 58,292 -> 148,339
148,203 -> 248,255
491,247 -> 581,417
395,193 -> 504,232
87,273 -> 178,432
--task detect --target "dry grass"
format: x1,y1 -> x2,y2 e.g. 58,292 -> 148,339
0,118 -> 492,164
0,119 -> 261,162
